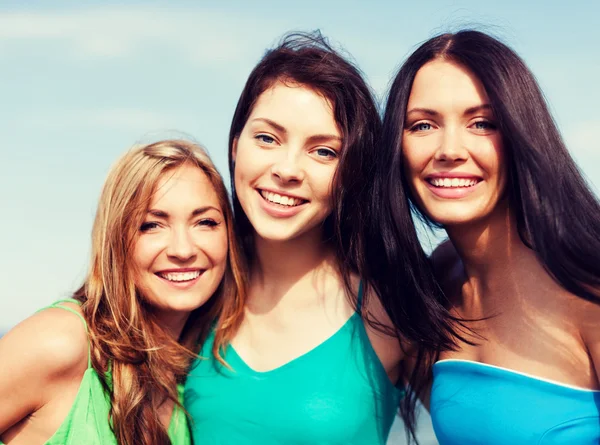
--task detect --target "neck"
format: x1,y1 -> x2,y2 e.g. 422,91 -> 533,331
155,310 -> 190,341
446,202 -> 540,298
250,228 -> 338,303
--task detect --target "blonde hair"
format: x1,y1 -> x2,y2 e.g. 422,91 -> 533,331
74,139 -> 246,445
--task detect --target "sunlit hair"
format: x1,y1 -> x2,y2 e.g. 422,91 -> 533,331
73,139 -> 246,445
381,29 -> 600,441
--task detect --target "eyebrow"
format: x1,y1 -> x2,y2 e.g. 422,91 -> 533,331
250,117 -> 287,134
147,206 -> 222,218
251,117 -> 341,144
307,134 -> 342,145
405,108 -> 440,118
464,104 -> 492,115
406,104 -> 493,118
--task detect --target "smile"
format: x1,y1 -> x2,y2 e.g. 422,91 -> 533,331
259,190 -> 307,207
427,177 -> 481,188
156,270 -> 202,282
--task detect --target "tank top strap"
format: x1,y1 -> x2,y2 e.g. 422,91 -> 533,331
44,299 -> 92,369
357,280 -> 364,311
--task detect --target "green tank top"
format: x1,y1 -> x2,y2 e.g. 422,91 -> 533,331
185,285 -> 404,444
0,299 -> 191,445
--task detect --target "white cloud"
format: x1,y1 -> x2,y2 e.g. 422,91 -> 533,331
0,8 -> 278,63
24,107 -> 193,133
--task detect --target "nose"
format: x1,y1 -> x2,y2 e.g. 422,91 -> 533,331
270,149 -> 305,184
434,128 -> 468,162
166,227 -> 197,262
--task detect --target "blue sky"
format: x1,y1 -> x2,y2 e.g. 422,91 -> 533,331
2,0 -> 599,332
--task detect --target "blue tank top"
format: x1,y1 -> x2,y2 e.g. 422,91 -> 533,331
431,359 -> 600,444
184,287 -> 403,444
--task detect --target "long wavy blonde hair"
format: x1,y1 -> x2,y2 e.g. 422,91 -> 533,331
74,139 -> 246,445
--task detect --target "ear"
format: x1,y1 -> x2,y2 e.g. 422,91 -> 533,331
231,137 -> 238,163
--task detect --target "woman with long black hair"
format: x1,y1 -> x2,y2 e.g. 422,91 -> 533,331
380,29 -> 600,443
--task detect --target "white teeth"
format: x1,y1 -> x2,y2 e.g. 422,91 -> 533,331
430,178 -> 479,188
159,271 -> 201,282
260,190 -> 303,207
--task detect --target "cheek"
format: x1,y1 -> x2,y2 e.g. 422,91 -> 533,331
132,237 -> 155,272
131,238 -> 158,297
202,230 -> 229,267
478,136 -> 506,184
233,138 -> 260,184
401,143 -> 426,184
313,164 -> 337,203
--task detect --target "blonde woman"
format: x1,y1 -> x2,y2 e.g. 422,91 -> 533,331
0,140 -> 246,445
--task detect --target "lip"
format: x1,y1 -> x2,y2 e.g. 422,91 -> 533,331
257,189 -> 307,218
156,267 -> 202,274
154,268 -> 204,290
426,172 -> 483,180
424,178 -> 482,199
257,187 -> 308,201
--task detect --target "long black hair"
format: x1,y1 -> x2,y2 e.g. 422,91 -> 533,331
381,28 -> 600,440
228,31 -> 463,436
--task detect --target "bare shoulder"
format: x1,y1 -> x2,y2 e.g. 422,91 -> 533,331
6,304 -> 88,374
358,279 -> 405,382
575,295 -> 600,378
0,303 -> 88,432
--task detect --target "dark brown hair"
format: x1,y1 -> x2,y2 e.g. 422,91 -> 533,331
228,31 -> 463,436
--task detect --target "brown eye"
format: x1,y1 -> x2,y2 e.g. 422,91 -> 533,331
140,222 -> 159,232
197,219 -> 220,227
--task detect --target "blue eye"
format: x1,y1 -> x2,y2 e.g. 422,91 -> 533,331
411,122 -> 432,132
473,120 -> 497,130
315,148 -> 337,159
256,134 -> 276,144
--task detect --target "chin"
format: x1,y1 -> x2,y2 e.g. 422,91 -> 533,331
426,208 -> 494,227
255,227 -> 302,242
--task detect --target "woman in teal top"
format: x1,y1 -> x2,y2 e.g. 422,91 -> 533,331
187,285 -> 402,444
0,140 -> 246,445
185,32 -> 459,444
379,30 -> 600,443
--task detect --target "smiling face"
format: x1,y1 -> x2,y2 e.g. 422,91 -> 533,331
132,163 -> 228,324
233,81 -> 342,243
402,59 -> 507,227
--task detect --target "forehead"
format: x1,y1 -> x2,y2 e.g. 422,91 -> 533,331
249,82 -> 341,136
151,163 -> 220,209
408,59 -> 490,108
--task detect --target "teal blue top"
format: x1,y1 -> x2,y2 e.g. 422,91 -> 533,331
431,359 -> 600,444
184,287 -> 403,444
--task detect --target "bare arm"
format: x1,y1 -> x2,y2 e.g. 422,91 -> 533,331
362,286 -> 406,385
0,307 -> 88,435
